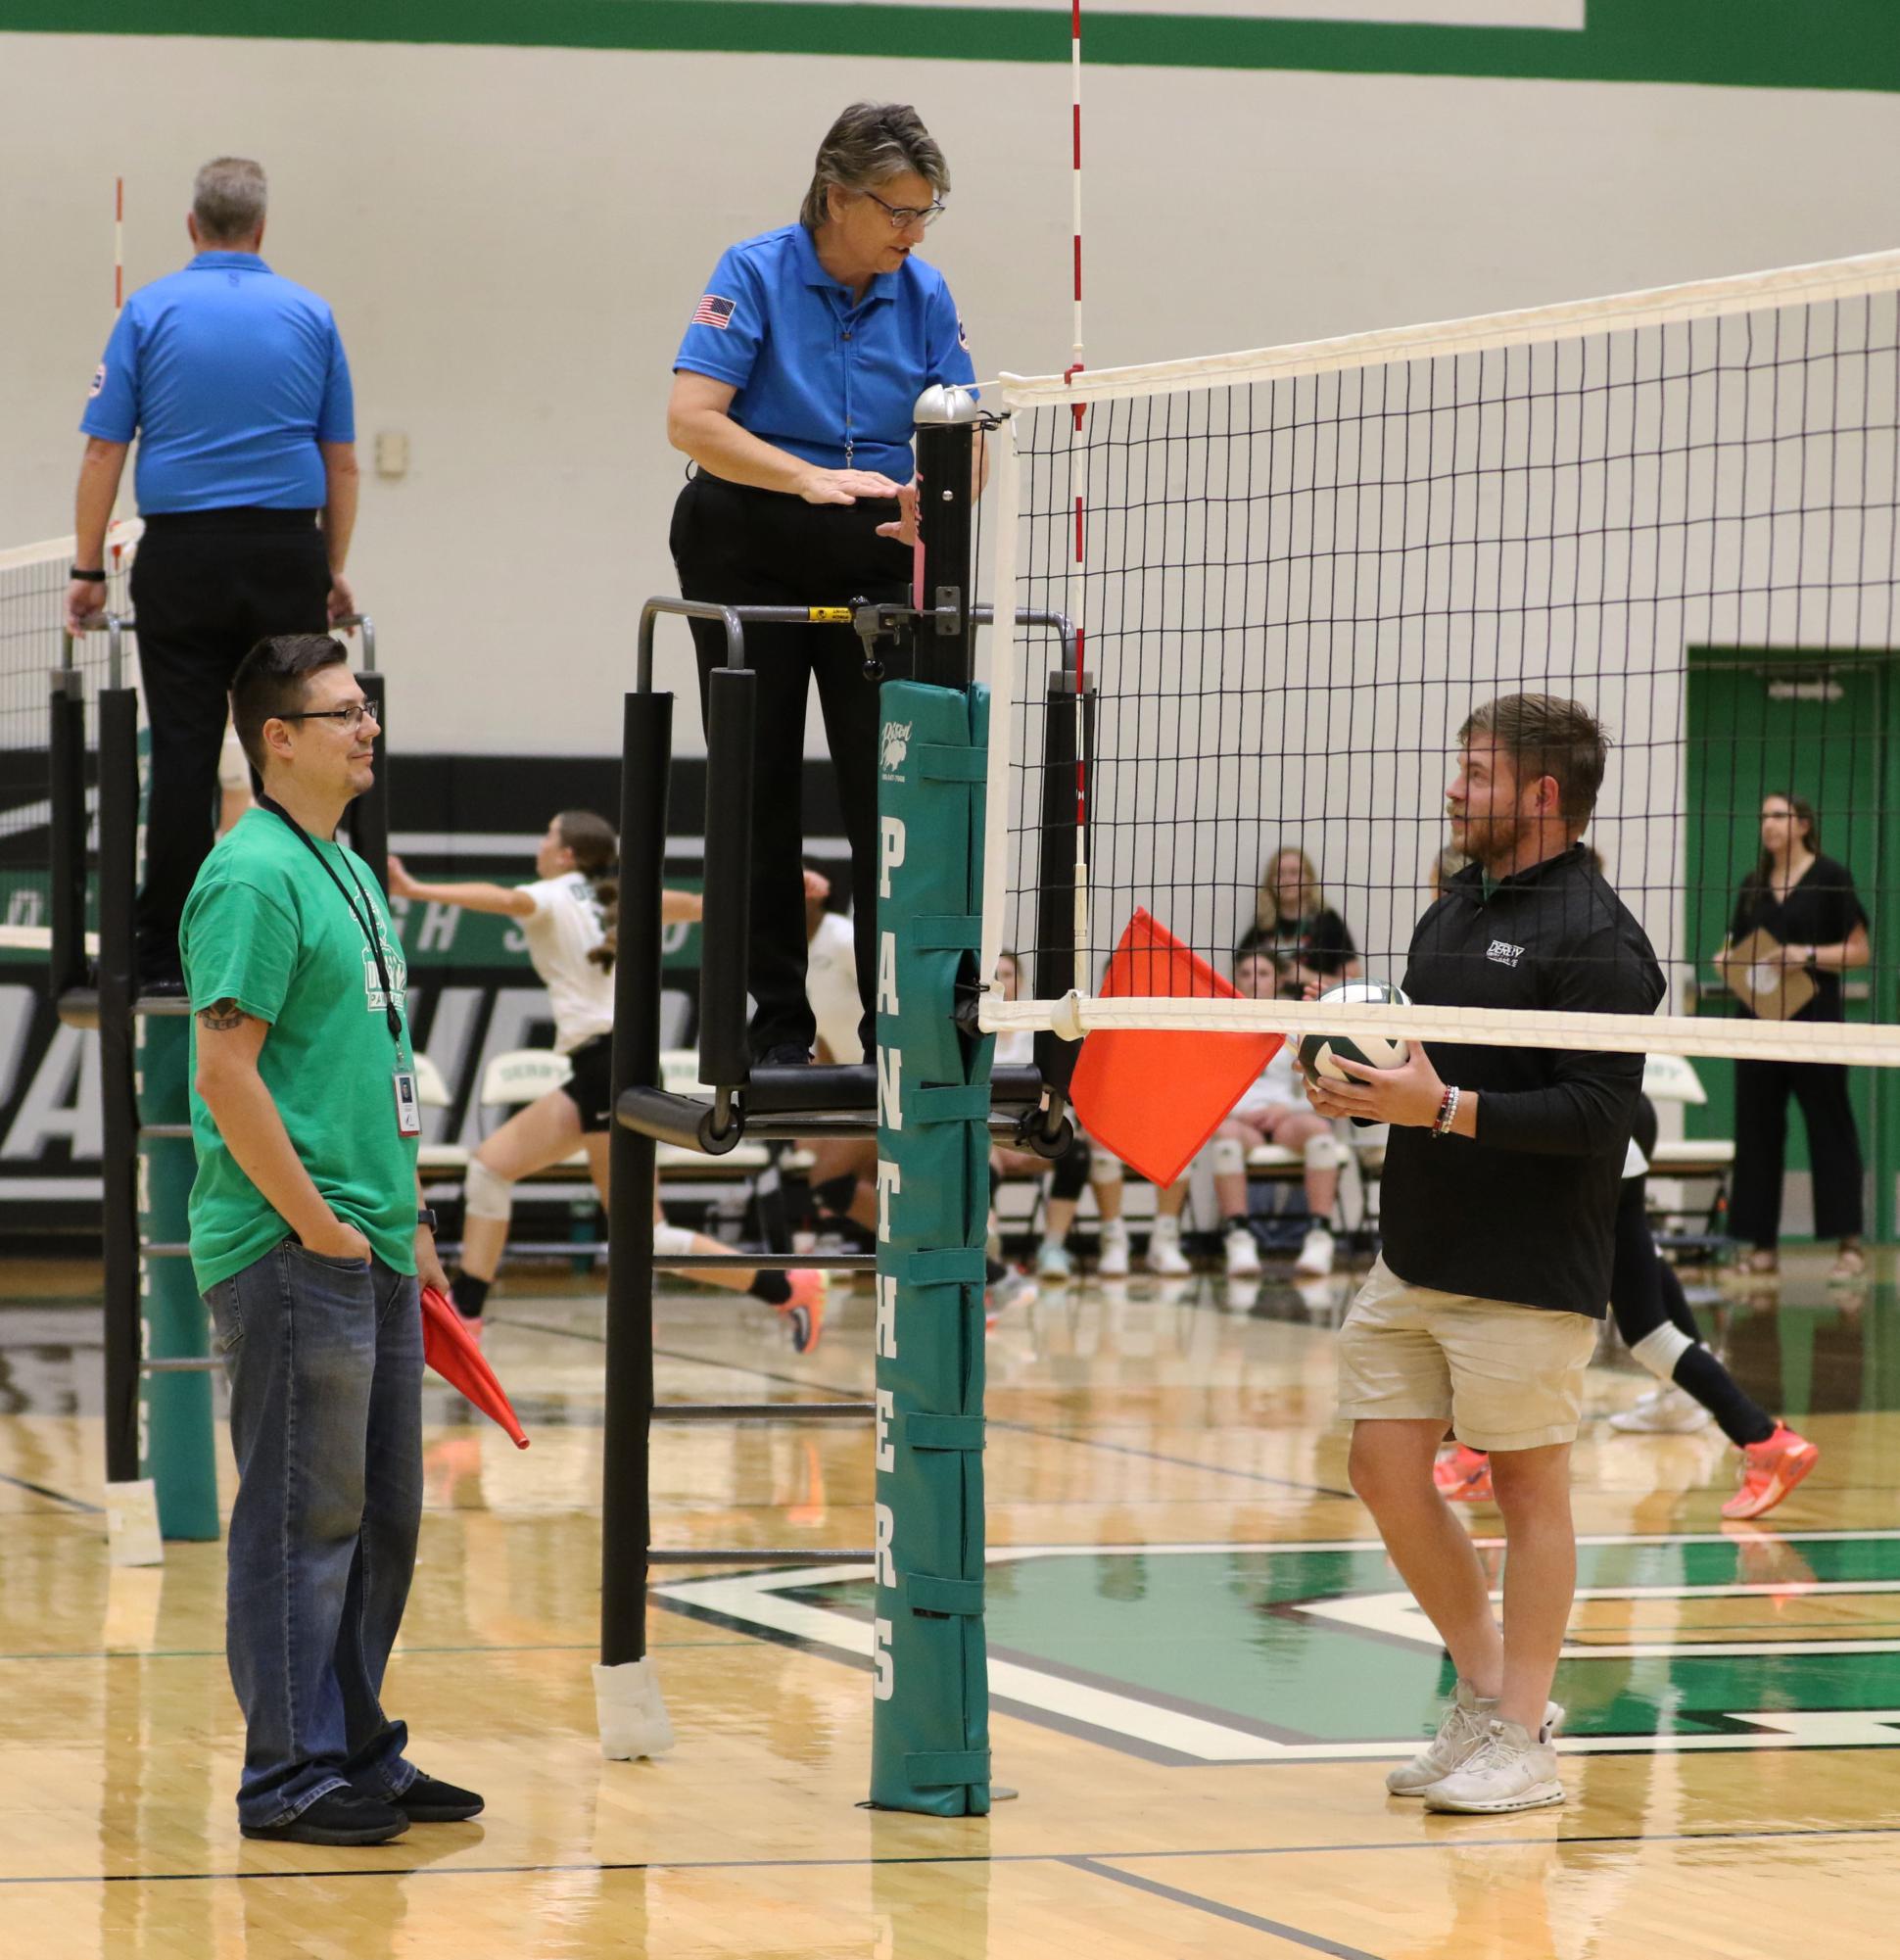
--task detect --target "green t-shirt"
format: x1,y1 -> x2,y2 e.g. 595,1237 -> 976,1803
180,808 -> 418,1292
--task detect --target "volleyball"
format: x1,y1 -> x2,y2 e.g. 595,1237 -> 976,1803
1298,980 -> 1412,1082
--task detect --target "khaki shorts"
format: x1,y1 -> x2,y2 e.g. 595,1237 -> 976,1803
1337,1256 -> 1600,1452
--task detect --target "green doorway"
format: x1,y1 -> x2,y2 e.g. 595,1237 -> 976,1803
1684,650 -> 1897,1240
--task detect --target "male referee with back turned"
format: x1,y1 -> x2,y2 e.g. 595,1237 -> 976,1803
1304,693 -> 1664,1815
66,156 -> 360,992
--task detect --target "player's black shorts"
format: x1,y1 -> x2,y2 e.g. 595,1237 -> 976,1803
558,1032 -> 614,1133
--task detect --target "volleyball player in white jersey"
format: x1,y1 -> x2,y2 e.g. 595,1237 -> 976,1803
388,812 -> 826,1351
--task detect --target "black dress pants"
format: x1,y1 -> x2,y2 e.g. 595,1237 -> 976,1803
130,509 -> 331,979
670,472 -> 912,1060
1729,1051 -> 1865,1247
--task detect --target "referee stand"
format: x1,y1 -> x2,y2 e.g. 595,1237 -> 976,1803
50,611 -> 383,1564
598,392 -> 1075,1807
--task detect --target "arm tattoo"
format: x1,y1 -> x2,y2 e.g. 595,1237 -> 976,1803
198,999 -> 248,1032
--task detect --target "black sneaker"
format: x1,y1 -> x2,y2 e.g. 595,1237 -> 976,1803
392,1771 -> 485,1822
756,1042 -> 813,1068
241,1790 -> 409,1844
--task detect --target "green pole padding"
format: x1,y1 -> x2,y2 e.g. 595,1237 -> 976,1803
871,680 -> 993,1816
137,1015 -> 219,1540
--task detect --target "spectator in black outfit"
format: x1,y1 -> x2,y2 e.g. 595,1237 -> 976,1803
66,157 -> 359,990
1724,793 -> 1871,1281
1303,693 -> 1663,1817
1236,845 -> 1360,980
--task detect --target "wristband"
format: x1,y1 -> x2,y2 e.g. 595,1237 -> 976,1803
416,1207 -> 439,1232
70,566 -> 107,583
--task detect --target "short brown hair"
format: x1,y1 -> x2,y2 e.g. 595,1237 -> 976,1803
231,633 -> 347,772
800,103 -> 949,230
1459,693 -> 1608,827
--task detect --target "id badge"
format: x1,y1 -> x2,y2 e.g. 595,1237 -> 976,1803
393,1069 -> 422,1137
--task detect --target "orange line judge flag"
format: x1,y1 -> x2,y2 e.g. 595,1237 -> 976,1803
1068,909 -> 1283,1188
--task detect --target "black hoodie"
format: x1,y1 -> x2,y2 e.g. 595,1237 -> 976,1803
1379,844 -> 1664,1318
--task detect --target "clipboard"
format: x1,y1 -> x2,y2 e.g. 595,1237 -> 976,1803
1715,928 -> 1816,1022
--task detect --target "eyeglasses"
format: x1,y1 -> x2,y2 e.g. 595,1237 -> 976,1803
863,189 -> 945,229
282,701 -> 378,733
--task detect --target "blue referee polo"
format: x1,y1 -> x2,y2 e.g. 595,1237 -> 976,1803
675,222 -> 974,481
80,252 -> 355,513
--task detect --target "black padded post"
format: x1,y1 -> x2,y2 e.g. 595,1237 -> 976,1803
1033,666 -> 1094,1100
601,688 -> 670,1669
697,664 -> 755,1090
47,671 -> 89,1002
96,689 -> 141,1487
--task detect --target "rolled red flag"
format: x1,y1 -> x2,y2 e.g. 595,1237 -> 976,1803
422,1285 -> 530,1449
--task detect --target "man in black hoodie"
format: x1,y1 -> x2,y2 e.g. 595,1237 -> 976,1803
1304,693 -> 1663,1816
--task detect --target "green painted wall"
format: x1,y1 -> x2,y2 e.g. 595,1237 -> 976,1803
1,1 -> 1897,92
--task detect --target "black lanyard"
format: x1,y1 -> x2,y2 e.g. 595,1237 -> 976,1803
258,794 -> 404,1046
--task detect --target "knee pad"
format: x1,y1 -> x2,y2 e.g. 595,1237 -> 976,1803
1210,1135 -> 1248,1177
813,1172 -> 861,1216
1630,1323 -> 1694,1381
463,1158 -> 516,1223
652,1221 -> 696,1258
1088,1150 -> 1123,1187
1305,1131 -> 1347,1172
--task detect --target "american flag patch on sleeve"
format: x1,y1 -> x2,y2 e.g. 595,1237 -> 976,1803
692,294 -> 736,330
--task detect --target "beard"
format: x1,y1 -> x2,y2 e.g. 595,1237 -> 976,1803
1448,809 -> 1526,869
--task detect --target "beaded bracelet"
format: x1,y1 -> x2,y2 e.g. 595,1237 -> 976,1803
1431,1084 -> 1460,1138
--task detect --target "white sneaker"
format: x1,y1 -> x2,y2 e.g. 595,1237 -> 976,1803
983,1268 -> 1038,1326
1034,1239 -> 1074,1282
1097,1220 -> 1131,1278
1608,1381 -> 1711,1433
1387,1683 -> 1564,1795
1143,1219 -> 1192,1276
1422,1715 -> 1564,1813
1223,1225 -> 1261,1278
1294,1225 -> 1336,1277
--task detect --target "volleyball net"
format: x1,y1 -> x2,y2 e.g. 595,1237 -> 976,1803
0,521 -> 138,953
979,250 -> 1900,1067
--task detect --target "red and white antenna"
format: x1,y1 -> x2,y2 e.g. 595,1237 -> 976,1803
1065,1 -> 1091,983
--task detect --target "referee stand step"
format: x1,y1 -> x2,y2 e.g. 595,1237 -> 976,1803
618,1061 -> 1047,1154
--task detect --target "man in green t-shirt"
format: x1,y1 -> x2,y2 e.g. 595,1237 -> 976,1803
184,633 -> 475,1847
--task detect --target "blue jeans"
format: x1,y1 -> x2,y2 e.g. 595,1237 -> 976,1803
205,1240 -> 424,1828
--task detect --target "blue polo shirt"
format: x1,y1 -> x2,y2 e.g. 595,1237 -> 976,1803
80,252 -> 354,513
675,223 -> 974,480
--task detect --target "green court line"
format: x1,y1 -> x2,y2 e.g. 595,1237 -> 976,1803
0,2 -> 1896,92
1067,1856 -> 1381,1960
5,1824 -> 1898,1888
0,1471 -> 102,1513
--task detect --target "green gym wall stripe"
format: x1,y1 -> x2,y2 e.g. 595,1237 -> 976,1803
2,2 -> 1898,93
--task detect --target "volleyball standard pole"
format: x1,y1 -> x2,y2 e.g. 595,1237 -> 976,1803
868,385 -> 995,1815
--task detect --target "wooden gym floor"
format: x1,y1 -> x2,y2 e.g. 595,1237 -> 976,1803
1,1250 -> 1897,1958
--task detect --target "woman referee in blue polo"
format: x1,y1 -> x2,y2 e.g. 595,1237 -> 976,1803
667,102 -> 975,1067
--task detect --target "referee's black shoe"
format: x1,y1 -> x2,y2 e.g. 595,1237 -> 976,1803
241,1791 -> 409,1844
392,1772 -> 485,1822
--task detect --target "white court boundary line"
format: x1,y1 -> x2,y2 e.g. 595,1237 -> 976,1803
991,248 -> 1900,407
653,1533 -> 1900,1762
